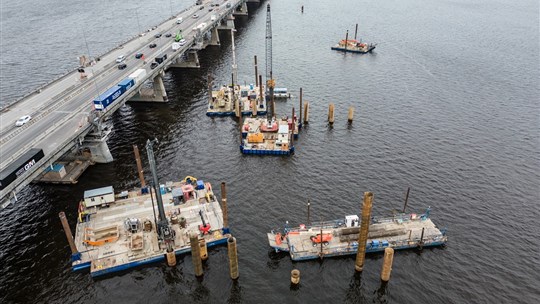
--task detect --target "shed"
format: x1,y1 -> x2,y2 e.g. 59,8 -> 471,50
84,186 -> 115,207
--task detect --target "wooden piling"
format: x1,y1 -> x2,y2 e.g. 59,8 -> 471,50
254,56 -> 258,87
299,88 -> 303,125
190,232 -> 203,277
403,187 -> 410,213
59,212 -> 78,255
227,236 -> 239,280
348,106 -> 354,123
133,145 -> 146,188
303,101 -> 309,124
355,192 -> 374,272
307,200 -> 311,226
418,227 -> 425,249
199,238 -> 208,261
258,75 -> 263,103
221,182 -> 228,228
291,269 -> 300,285
328,103 -> 335,124
252,97 -> 257,117
166,250 -> 177,266
380,247 -> 394,282
291,107 -> 295,147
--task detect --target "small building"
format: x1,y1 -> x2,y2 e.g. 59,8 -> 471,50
84,186 -> 115,208
276,125 -> 289,146
44,164 -> 67,179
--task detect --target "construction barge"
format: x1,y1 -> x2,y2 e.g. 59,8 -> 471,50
331,23 -> 376,54
267,207 -> 447,261
207,83 -> 267,117
69,177 -> 228,277
240,116 -> 300,155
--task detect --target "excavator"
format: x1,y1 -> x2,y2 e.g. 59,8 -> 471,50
174,30 -> 184,42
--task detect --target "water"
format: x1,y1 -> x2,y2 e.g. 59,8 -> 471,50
1,0 -> 539,303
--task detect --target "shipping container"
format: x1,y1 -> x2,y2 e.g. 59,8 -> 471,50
118,78 -> 135,91
0,148 -> 45,190
93,85 -> 126,110
128,69 -> 147,84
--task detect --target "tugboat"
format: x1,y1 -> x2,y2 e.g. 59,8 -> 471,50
331,23 -> 376,54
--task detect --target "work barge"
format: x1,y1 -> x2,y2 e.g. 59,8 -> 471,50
61,140 -> 230,277
69,179 -> 227,277
268,207 -> 447,261
240,115 -> 300,155
331,24 -> 376,54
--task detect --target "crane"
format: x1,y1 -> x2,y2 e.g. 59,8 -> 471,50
265,3 -> 275,118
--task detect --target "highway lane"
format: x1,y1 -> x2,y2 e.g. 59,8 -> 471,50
1,1 -> 235,171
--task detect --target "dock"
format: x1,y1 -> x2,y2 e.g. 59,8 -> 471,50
71,178 -> 228,277
34,159 -> 94,184
268,208 -> 447,261
240,116 -> 299,155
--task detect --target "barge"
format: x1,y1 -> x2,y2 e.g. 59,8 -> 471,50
331,24 -> 376,54
207,84 -> 267,117
71,178 -> 228,277
239,116 -> 299,155
267,207 -> 447,261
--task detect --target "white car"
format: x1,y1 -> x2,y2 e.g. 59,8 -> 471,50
178,39 -> 186,46
15,115 -> 32,127
116,55 -> 126,63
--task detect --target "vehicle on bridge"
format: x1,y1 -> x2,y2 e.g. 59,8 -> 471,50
164,33 -> 172,38
0,148 -> 44,191
174,30 -> 184,42
135,53 -> 144,59
155,54 -> 167,64
155,33 -> 162,38
117,63 -> 127,70
115,55 -> 126,63
150,62 -> 159,69
176,17 -> 183,24
149,43 -> 157,48
192,14 -> 199,19
15,115 -> 32,127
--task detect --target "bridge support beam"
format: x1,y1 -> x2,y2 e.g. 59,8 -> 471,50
208,27 -> 221,46
169,51 -> 200,68
129,71 -> 168,102
233,2 -> 249,16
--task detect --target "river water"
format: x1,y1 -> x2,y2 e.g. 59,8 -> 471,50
1,0 -> 539,303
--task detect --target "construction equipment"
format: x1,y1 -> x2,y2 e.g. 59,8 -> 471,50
265,4 -> 275,118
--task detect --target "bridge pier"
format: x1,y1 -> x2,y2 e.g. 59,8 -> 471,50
233,2 -> 249,16
129,72 -> 169,102
80,127 -> 113,163
169,51 -> 200,68
208,27 -> 221,46
218,15 -> 236,30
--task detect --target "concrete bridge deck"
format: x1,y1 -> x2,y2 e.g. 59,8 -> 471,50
0,0 -> 255,206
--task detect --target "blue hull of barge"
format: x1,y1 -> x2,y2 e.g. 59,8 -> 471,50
288,240 -> 446,261
72,237 -> 229,277
330,46 -> 376,54
206,110 -> 267,117
240,145 -> 295,155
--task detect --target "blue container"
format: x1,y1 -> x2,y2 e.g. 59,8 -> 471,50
249,84 -> 254,90
118,77 -> 135,90
160,184 -> 166,194
382,240 -> 389,247
372,240 -> 380,247
93,85 -> 126,110
141,187 -> 149,194
196,180 -> 205,190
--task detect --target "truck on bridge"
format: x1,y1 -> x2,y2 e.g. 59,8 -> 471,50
0,148 -> 44,191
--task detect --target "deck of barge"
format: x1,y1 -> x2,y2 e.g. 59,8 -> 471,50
268,211 -> 447,261
72,180 -> 227,277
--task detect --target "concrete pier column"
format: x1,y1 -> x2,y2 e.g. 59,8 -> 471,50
129,72 -> 168,102
226,15 -> 236,29
234,2 -> 249,16
84,138 -> 113,163
209,27 -> 221,46
170,51 -> 200,68
153,73 -> 168,101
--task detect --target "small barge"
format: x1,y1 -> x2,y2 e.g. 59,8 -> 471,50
207,84 -> 266,117
273,88 -> 291,99
240,116 -> 299,155
268,207 -> 447,261
69,177 -> 228,277
331,24 -> 376,54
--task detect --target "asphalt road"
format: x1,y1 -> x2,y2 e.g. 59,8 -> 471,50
0,0 -> 235,172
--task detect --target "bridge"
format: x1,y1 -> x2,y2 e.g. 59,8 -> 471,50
0,0 -> 259,207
